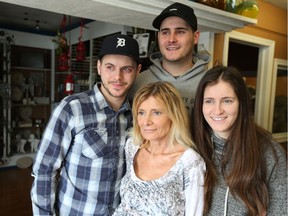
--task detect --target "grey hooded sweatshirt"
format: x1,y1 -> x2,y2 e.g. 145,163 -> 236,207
209,133 -> 287,215
129,51 -> 211,113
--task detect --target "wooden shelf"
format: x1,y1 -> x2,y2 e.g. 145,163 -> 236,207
11,66 -> 51,71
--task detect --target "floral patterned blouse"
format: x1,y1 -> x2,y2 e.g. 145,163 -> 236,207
113,138 -> 206,216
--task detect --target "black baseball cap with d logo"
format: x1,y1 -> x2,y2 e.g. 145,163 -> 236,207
98,34 -> 140,64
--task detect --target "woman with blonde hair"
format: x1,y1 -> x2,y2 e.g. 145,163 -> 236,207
113,81 -> 205,216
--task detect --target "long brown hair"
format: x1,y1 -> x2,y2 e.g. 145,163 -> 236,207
192,66 -> 275,215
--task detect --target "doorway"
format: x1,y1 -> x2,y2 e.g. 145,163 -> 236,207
228,41 -> 259,113
223,31 -> 275,130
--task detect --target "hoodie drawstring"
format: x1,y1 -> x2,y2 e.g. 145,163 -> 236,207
224,187 -> 229,216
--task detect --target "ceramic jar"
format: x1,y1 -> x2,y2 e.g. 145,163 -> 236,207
226,0 -> 259,18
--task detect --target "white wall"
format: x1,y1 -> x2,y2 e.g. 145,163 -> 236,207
198,31 -> 214,69
0,29 -> 52,49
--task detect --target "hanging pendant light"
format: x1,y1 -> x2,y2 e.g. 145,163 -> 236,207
76,41 -> 86,61
58,54 -> 69,71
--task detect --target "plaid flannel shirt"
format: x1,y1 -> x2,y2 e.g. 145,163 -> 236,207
31,84 -> 132,215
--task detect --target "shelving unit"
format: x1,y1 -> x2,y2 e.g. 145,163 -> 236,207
7,45 -> 51,164
0,37 -> 12,165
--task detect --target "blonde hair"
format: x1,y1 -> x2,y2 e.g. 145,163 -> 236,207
131,81 -> 195,150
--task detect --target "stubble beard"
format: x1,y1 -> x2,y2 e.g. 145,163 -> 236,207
101,81 -> 127,99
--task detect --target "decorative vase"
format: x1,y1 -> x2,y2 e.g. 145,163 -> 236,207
236,0 -> 259,18
226,0 -> 259,19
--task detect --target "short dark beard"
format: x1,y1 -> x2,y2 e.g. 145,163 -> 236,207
101,81 -> 126,99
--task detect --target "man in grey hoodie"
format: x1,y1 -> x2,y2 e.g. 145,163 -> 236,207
129,2 -> 211,113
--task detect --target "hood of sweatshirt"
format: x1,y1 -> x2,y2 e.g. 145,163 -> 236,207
128,51 -> 211,112
148,51 -> 211,81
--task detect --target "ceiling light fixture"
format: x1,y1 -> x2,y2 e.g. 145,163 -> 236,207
35,20 -> 40,30
24,12 -> 41,31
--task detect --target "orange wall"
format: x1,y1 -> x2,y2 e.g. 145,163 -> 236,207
255,0 -> 286,35
214,0 -> 287,61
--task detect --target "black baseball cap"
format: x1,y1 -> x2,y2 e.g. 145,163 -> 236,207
152,2 -> 198,31
98,34 -> 140,64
